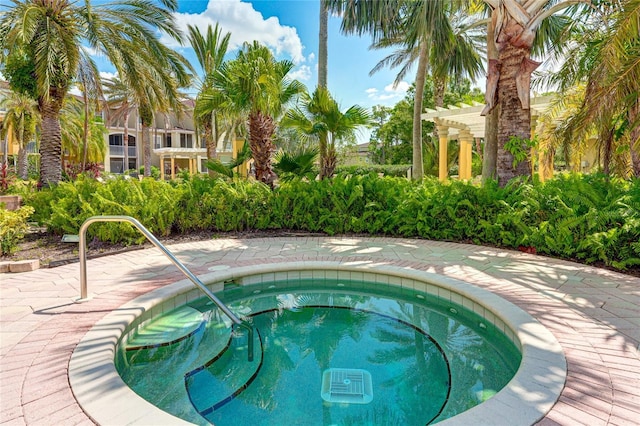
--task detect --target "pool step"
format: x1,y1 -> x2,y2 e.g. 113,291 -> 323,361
185,326 -> 263,418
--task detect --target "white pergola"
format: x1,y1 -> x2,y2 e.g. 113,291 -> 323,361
154,147 -> 206,180
421,95 -> 553,180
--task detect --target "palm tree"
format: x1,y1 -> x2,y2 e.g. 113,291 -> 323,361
187,24 -> 231,167
0,0 -> 191,186
368,6 -> 484,179
0,90 -> 38,179
198,41 -> 306,187
480,0 -> 595,184
102,76 -> 136,173
546,0 -> 640,177
76,52 -> 103,172
60,96 -> 107,169
327,0 -> 456,181
281,86 -> 371,178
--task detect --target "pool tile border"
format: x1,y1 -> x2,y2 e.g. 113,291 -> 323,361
69,261 -> 565,426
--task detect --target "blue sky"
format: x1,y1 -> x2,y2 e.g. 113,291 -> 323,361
94,0 -> 412,112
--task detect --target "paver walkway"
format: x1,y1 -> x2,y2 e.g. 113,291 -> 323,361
1,237 -> 639,425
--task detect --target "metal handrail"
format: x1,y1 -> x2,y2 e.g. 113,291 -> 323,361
78,215 -> 254,361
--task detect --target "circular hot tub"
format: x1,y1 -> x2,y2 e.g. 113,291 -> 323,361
70,262 -> 566,425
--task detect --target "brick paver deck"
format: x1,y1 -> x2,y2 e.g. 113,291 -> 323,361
1,237 -> 639,425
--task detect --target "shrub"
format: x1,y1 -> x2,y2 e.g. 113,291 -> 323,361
334,164 -> 411,178
19,172 -> 640,272
0,205 -> 34,255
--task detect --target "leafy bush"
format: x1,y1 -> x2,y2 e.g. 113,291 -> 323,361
0,205 -> 34,255
334,164 -> 411,178
26,176 -> 181,244
22,172 -> 640,271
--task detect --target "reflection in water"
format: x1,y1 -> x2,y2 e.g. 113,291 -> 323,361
117,281 -> 521,426
203,306 -> 449,426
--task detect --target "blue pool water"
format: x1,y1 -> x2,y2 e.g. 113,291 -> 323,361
116,279 -> 521,425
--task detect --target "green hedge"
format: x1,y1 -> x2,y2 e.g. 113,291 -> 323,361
18,173 -> 640,271
334,164 -> 411,178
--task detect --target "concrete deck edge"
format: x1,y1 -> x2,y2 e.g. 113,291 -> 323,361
69,261 -> 566,426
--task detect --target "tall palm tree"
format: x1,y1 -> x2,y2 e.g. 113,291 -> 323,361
0,0 -> 191,186
198,41 -> 306,187
328,0 -> 454,181
317,0 -> 330,174
481,0 -> 595,184
0,90 -> 38,179
76,52 -> 103,172
281,86 -> 371,178
368,6 -> 484,179
187,23 -> 231,167
60,95 -> 106,168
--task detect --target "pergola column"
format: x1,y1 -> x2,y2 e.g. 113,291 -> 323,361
458,129 -> 473,180
436,124 -> 449,181
170,156 -> 175,180
159,155 -> 165,180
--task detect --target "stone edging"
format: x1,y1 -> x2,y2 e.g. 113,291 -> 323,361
0,259 -> 40,273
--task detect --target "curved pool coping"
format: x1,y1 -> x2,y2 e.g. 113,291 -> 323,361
69,261 -> 566,426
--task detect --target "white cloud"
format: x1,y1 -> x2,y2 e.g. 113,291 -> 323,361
289,65 -> 312,82
168,0 -> 305,64
99,71 -> 118,81
385,81 -> 410,93
366,81 -> 409,102
307,52 -> 316,62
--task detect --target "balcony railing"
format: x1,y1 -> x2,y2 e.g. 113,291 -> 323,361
109,146 -> 137,157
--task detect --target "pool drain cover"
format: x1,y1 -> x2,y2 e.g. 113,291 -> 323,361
321,368 -> 373,404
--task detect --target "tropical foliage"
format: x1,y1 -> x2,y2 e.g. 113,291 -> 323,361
187,23 -> 231,164
0,204 -> 33,255
0,89 -> 38,179
0,0 -> 191,185
198,41 -> 305,187
281,87 -> 371,178
540,0 -> 640,178
16,173 -> 640,271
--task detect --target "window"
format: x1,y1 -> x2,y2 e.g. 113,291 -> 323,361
109,134 -> 123,146
110,158 -> 124,174
180,133 -> 193,148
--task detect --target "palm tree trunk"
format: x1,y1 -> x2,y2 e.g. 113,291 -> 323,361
319,133 -> 329,179
318,1 -> 329,179
38,92 -> 65,187
318,1 -> 328,89
82,91 -> 90,172
434,77 -> 445,108
17,147 -> 28,180
602,127 -> 614,177
483,108 -> 499,181
412,42 -> 428,181
482,21 -> 499,182
123,110 -> 130,173
432,75 -> 446,144
142,123 -> 151,177
323,142 -> 337,178
248,111 -> 277,187
496,43 -> 532,186
204,114 -> 216,177
629,101 -> 640,177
